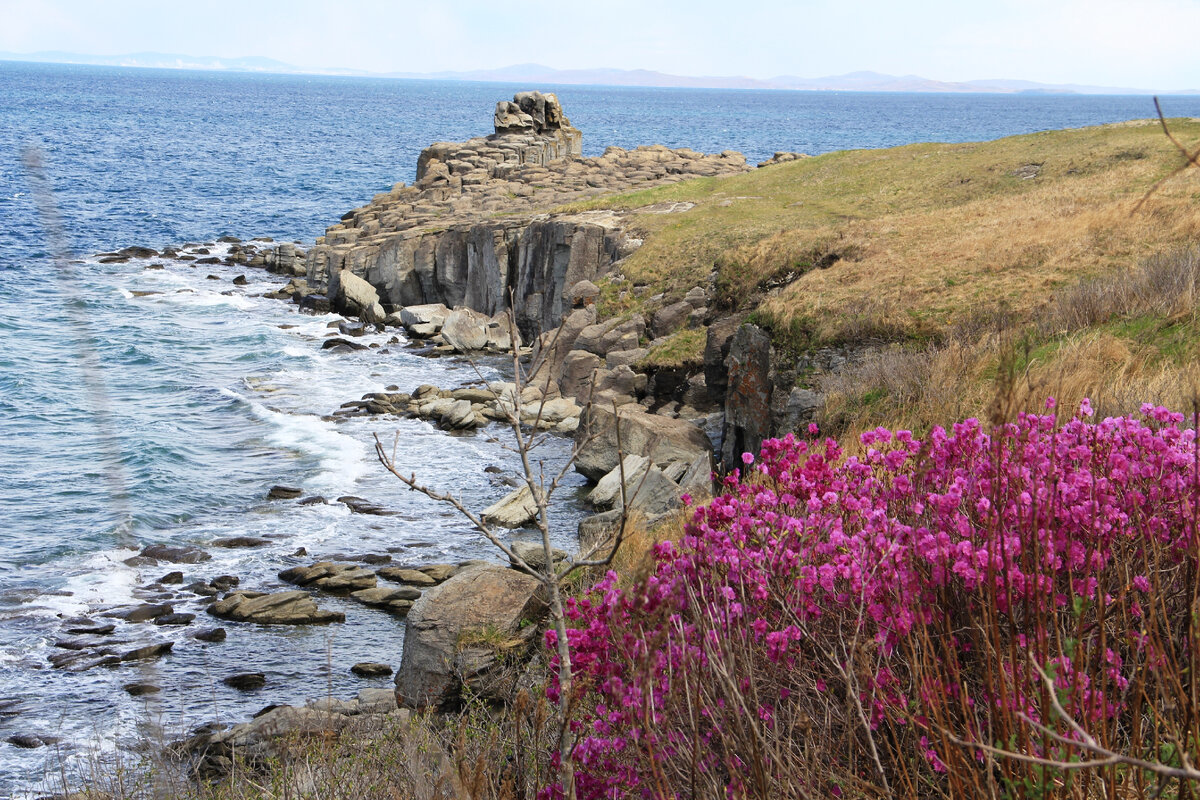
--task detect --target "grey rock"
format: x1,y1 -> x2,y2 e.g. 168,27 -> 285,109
396,565 -> 547,709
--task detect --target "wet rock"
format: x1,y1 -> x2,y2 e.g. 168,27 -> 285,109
232,275 -> 248,286
338,496 -> 395,515
211,575 -> 240,591
193,627 -> 227,643
338,320 -> 367,337
159,571 -> 184,584
321,337 -> 367,352
121,642 -> 174,661
7,734 -> 57,749
63,621 -> 115,636
212,536 -> 270,548
397,565 -> 548,709
351,662 -> 393,677
140,544 -> 211,564
298,294 -> 332,314
124,682 -> 161,696
267,485 -> 303,500
208,591 -> 344,625
108,603 -> 173,623
154,613 -> 196,626
184,582 -> 219,597
224,673 -> 266,691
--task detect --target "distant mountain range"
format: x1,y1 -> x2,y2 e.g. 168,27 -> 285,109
2,51 -> 1196,95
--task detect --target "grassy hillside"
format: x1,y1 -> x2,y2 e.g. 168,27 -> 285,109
567,118 -> 1200,438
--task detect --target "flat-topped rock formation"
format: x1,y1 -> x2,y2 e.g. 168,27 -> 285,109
303,91 -> 750,338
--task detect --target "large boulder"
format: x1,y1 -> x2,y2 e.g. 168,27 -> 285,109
396,565 -> 548,708
574,404 -> 712,482
330,269 -> 384,323
440,307 -> 491,352
587,454 -> 681,516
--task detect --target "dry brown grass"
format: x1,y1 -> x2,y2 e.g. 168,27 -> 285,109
818,244 -> 1200,447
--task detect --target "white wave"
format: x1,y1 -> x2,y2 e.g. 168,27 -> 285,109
221,388 -> 367,493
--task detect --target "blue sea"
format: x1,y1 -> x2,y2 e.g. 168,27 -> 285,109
3,60 -> 1200,794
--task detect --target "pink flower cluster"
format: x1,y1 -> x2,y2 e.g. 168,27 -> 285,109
553,403 -> 1200,798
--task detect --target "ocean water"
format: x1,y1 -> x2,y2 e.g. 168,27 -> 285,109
3,60 -> 1200,794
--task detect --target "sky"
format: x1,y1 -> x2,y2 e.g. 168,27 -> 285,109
3,0 -> 1200,90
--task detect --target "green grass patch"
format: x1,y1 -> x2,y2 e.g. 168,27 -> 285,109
638,327 -> 707,369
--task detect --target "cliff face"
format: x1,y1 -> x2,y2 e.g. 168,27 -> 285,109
304,91 -> 749,338
309,213 -> 633,341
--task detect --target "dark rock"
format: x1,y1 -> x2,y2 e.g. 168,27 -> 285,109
154,613 -> 196,626
140,544 -> 211,564
232,275 -> 248,286
298,496 -> 326,506
267,485 -> 303,500
108,603 -> 173,623
118,246 -> 158,259
7,734 -> 52,749
337,496 -> 394,515
298,294 -> 332,314
63,622 -> 115,636
124,682 -> 161,696
184,581 -> 219,597
224,673 -> 266,691
721,324 -> 773,470
211,575 -> 240,591
321,337 -> 367,352
212,536 -> 270,548
351,662 -> 393,677
338,320 -> 367,337
159,571 -> 184,585
704,317 -> 742,405
193,627 -> 227,643
121,642 -> 174,661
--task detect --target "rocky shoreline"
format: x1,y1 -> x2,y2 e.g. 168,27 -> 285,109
28,91 -> 822,783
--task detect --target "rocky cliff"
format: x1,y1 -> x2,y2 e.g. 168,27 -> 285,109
303,91 -> 749,339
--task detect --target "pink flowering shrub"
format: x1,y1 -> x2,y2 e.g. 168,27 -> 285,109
553,402 -> 1200,799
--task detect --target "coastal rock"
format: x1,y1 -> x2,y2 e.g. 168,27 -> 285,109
481,484 -> 544,528
212,536 -> 270,548
350,586 -> 419,615
208,590 -> 344,625
508,540 -> 567,572
721,323 -> 773,470
267,485 -> 304,500
224,672 -> 266,691
574,404 -> 712,482
279,562 -> 377,594
139,544 -> 211,564
377,567 -> 437,587
351,662 -> 393,677
440,307 -> 491,351
396,565 -> 548,708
